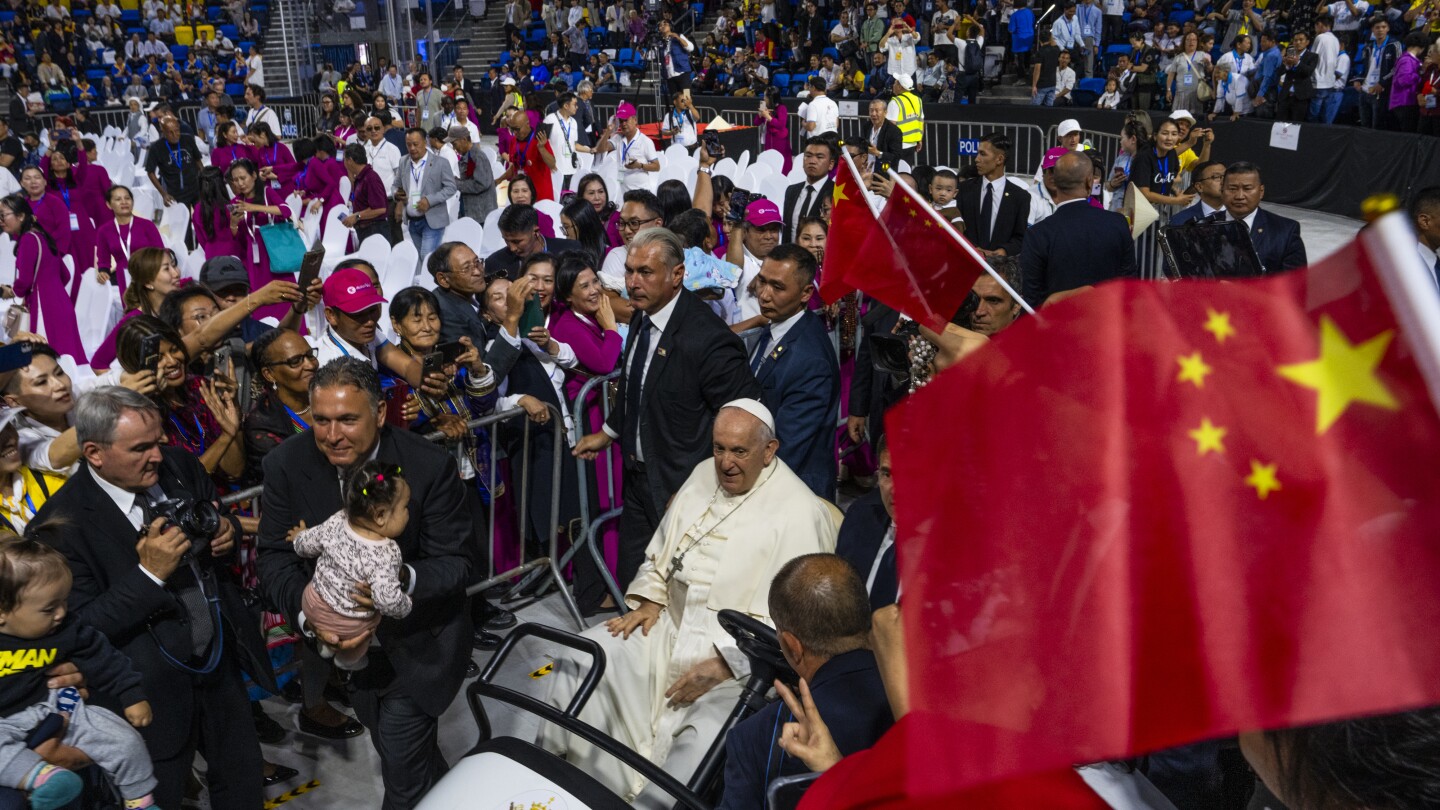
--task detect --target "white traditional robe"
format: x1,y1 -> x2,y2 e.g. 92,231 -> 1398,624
538,457 -> 838,806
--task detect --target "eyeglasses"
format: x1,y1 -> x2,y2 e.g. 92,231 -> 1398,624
1198,173 -> 1226,183
187,308 -> 217,324
267,349 -> 318,370
446,256 -> 486,277
618,215 -> 661,231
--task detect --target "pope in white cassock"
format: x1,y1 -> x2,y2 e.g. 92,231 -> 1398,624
538,398 -> 840,807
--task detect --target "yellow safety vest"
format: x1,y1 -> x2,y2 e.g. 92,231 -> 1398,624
894,91 -> 924,145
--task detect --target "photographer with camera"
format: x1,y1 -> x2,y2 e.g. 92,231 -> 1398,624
32,386 -> 276,810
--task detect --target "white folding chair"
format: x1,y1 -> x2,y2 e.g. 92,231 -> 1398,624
0,170 -> 16,199
356,234 -> 393,274
298,203 -> 324,248
755,149 -> 785,174
443,216 -> 485,247
712,157 -> 738,180
0,235 -> 16,287
383,239 -> 418,296
75,271 -> 121,361
533,198 -> 563,228
337,175 -> 353,201
284,191 -> 304,225
480,208 -> 503,255
664,142 -> 689,161
157,202 -> 190,253
756,175 -> 789,208
180,246 -> 207,281
318,207 -> 354,273
733,149 -> 752,177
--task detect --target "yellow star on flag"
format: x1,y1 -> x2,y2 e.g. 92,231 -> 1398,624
1276,315 -> 1399,434
923,219 -> 932,227
907,207 -> 919,217
1187,417 -> 1227,456
1203,308 -> 1236,344
1176,351 -> 1213,388
833,181 -> 849,205
1244,459 -> 1282,500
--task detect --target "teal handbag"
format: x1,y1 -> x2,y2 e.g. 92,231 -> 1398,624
258,222 -> 306,275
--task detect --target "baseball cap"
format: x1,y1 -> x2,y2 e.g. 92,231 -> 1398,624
446,126 -> 471,143
323,268 -> 387,314
745,197 -> 783,227
1058,119 -> 1082,138
894,74 -> 914,90
199,256 -> 249,292
144,101 -> 160,112
1040,146 -> 1070,171
500,75 -> 517,86
615,101 -> 639,120
1169,109 -> 1196,123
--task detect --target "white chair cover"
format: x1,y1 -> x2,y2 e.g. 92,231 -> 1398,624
480,208 -> 503,255
318,207 -> 354,273
533,198 -> 563,226
180,246 -> 207,281
356,234 -> 393,273
733,149 -> 752,177
443,216 -> 485,247
0,170 -> 17,198
385,240 -> 419,301
712,157 -> 738,180
157,202 -> 190,254
75,270 -> 122,361
337,175 -> 353,202
0,234 -> 15,286
754,149 -> 785,174
297,201 -> 325,248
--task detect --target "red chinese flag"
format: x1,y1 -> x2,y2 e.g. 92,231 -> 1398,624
840,179 -> 989,332
799,717 -> 1109,809
886,217 -> 1440,799
818,151 -> 877,304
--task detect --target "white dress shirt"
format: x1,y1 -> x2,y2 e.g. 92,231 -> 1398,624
789,178 -> 827,242
494,328 -> 578,432
750,307 -> 804,368
364,138 -> 403,197
93,469 -> 169,586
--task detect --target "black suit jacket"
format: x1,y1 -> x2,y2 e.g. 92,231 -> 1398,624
753,311 -> 840,500
34,450 -> 276,760
782,178 -> 834,243
257,427 -> 473,717
848,302 -> 904,440
1278,51 -> 1319,101
956,176 -> 1030,256
864,120 -> 905,174
1020,200 -> 1138,307
1248,207 -> 1307,274
717,649 -> 893,810
605,289 -> 760,511
485,237 -> 584,278
834,489 -> 896,610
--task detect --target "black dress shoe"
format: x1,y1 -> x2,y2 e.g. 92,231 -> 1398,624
297,713 -> 366,740
280,679 -> 304,704
483,607 -> 517,631
252,704 -> 287,745
324,681 -> 353,708
472,629 -> 503,651
465,659 -> 481,678
262,764 -> 299,787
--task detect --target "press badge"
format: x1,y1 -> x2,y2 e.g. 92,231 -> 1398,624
410,196 -> 421,212
69,213 -> 80,231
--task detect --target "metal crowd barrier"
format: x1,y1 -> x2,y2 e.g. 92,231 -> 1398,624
220,402 -> 585,630
785,116 -> 1049,176
566,369 -> 627,614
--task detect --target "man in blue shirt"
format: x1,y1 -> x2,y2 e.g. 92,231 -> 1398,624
1077,0 -> 1104,77
1251,29 -> 1284,118
1008,0 -> 1037,82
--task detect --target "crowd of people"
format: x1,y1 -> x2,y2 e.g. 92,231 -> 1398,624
0,1 -> 1437,808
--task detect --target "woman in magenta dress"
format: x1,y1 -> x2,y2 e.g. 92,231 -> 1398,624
575,173 -> 621,249
210,121 -> 256,174
226,158 -> 295,322
0,195 -> 86,363
44,140 -> 99,296
269,137 -> 344,222
94,184 -> 164,296
757,86 -> 792,176
88,246 -> 181,371
193,166 -> 245,265
507,176 -> 556,238
548,251 -> 624,613
17,167 -> 73,266
248,122 -> 298,200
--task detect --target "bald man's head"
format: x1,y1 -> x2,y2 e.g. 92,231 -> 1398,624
1052,152 -> 1093,195
770,554 -> 873,672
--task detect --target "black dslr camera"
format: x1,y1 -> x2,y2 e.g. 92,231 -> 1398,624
151,495 -> 223,556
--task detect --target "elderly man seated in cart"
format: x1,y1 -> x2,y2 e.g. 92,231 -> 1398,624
537,399 -> 839,807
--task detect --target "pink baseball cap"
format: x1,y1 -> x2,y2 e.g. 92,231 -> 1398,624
745,197 -> 783,227
615,101 -> 639,120
1040,146 -> 1071,171
323,268 -> 387,313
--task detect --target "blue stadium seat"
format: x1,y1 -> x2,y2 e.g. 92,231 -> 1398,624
218,24 -> 239,39
618,47 -> 634,63
1078,77 -> 1107,94
226,82 -> 245,95
171,45 -> 189,61
1106,43 -> 1130,55
86,68 -> 107,80
0,11 -> 13,23
120,9 -> 140,22
125,26 -> 146,36
1170,10 -> 1195,24
208,5 -> 224,19
822,46 -> 839,60
238,40 -> 255,53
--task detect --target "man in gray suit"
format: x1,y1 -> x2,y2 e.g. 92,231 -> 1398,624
394,126 -> 457,272
448,126 -> 497,223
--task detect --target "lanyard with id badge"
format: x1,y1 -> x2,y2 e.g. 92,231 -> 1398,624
409,158 -> 427,215
60,185 -> 80,232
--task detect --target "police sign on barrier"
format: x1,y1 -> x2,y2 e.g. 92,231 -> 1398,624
957,138 -> 981,156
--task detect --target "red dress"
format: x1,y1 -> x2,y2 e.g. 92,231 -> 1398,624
505,128 -> 557,202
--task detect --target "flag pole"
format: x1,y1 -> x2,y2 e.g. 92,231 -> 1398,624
841,145 -> 883,216
1364,211 -> 1440,415
885,169 -> 1039,318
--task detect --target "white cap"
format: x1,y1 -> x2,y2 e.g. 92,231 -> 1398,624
1058,118 -> 1081,138
894,74 -> 914,91
721,398 -> 775,432
1169,109 -> 1195,122
500,76 -> 517,86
